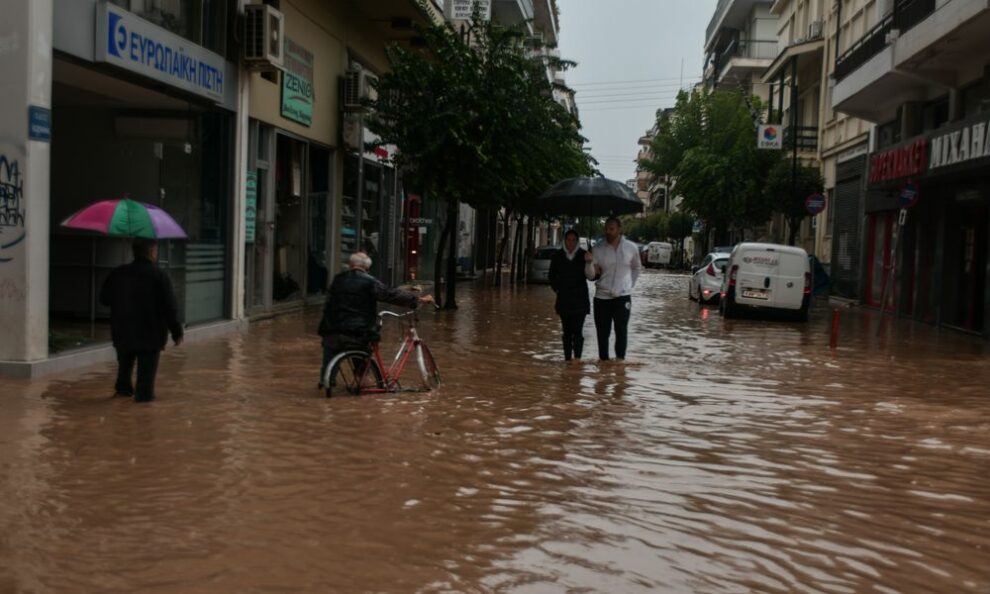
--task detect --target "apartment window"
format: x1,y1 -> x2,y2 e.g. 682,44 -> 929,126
921,95 -> 950,132
109,0 -> 227,55
877,117 -> 901,149
961,78 -> 990,118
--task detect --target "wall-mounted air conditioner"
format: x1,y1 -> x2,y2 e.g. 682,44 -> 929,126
341,70 -> 379,111
244,4 -> 284,71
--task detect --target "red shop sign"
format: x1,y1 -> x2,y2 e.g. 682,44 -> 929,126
868,139 -> 928,184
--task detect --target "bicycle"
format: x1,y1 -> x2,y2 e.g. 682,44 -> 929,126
322,307 -> 441,397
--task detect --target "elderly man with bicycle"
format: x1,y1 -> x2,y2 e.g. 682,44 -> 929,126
318,252 -> 434,394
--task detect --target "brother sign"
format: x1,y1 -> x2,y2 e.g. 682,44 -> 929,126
95,3 -> 226,103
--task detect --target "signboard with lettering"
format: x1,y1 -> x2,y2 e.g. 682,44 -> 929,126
281,38 -> 314,126
929,119 -> 990,170
95,3 -> 226,103
757,125 -> 783,150
868,139 -> 927,184
28,106 -> 51,142
446,0 -> 493,21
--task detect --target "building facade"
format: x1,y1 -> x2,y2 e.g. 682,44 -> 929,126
831,0 -> 990,338
0,0 -> 441,377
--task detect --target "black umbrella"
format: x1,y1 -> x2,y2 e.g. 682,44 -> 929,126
535,176 -> 644,217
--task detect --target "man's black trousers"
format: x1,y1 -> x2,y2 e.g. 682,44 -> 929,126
115,349 -> 161,401
593,296 -> 631,360
559,314 -> 586,360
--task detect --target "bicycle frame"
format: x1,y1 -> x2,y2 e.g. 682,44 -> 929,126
360,311 -> 425,394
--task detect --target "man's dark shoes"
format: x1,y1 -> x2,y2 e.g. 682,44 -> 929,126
134,396 -> 155,403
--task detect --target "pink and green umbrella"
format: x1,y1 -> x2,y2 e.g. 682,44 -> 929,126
61,198 -> 187,239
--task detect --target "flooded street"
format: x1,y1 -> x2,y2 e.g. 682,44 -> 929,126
2,270 -> 989,593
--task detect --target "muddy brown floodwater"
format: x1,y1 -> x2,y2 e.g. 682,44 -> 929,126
1,271 -> 989,593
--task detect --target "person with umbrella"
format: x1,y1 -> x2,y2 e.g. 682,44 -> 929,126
584,217 -> 641,361
549,229 -> 590,361
63,198 -> 187,402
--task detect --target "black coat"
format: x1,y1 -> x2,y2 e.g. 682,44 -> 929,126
318,269 -> 419,344
99,259 -> 183,352
549,248 -> 590,317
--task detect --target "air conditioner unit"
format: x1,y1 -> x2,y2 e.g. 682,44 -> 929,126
341,70 -> 380,111
808,20 -> 824,40
244,4 -> 284,71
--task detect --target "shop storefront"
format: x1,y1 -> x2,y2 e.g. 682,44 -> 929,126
865,114 -> 990,338
47,1 -> 240,353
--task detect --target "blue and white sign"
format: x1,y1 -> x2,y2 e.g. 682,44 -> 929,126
28,106 -> 51,142
899,181 -> 920,208
95,2 -> 226,103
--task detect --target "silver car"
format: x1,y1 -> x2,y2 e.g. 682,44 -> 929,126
528,246 -> 558,283
689,251 -> 731,304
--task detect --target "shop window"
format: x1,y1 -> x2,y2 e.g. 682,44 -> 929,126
111,0 -> 227,55
341,154 -> 360,263
876,118 -> 901,149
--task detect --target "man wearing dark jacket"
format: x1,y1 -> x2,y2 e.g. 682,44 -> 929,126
99,238 -> 183,402
318,251 -> 433,386
549,229 -> 591,361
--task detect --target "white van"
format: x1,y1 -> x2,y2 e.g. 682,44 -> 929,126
646,241 -> 672,268
719,243 -> 811,321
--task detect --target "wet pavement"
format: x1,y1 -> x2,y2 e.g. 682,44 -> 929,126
1,270 -> 989,593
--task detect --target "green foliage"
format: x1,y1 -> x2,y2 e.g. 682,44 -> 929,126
366,14 -> 592,212
640,89 -> 777,232
765,158 -> 824,244
667,211 -> 694,241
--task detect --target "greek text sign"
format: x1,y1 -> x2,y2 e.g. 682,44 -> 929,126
281,38 -> 314,126
95,2 -> 226,103
245,170 -> 257,243
868,139 -> 927,184
929,119 -> 990,170
28,106 -> 51,142
446,0 -> 492,21
757,125 -> 782,150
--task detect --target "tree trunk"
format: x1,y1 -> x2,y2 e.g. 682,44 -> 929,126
433,203 -> 452,305
494,209 -> 512,287
788,217 -> 800,246
510,214 -> 524,285
445,200 -> 459,310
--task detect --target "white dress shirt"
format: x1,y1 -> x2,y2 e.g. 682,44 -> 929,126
585,236 -> 641,299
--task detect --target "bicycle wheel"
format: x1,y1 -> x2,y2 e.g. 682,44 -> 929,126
415,343 -> 441,390
325,351 -> 384,397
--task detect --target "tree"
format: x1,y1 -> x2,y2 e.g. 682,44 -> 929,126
367,8 -> 591,305
640,89 -> 777,248
765,159 -> 824,246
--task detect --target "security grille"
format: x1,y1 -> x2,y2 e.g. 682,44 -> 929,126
830,156 -> 867,298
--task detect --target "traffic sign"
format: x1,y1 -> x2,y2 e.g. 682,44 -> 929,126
899,181 -> 920,208
805,192 -> 826,216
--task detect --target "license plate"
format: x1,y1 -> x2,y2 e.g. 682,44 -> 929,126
742,289 -> 769,300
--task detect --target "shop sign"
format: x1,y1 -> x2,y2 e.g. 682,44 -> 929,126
245,171 -> 257,243
929,120 -> 990,170
281,38 -> 314,126
95,3 -> 226,103
868,139 -> 927,184
446,0 -> 492,21
757,125 -> 783,150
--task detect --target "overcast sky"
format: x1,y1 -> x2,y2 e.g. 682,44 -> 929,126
557,0 -> 717,182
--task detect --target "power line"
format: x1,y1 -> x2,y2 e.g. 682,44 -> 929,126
570,75 -> 702,87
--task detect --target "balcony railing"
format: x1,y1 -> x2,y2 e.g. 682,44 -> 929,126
706,0 -> 734,45
719,39 -> 778,65
784,126 -> 819,152
835,0 -> 935,81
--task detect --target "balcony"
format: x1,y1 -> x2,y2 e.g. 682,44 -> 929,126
492,0 -> 535,27
833,0 -> 990,122
712,39 -> 778,88
705,0 -> 774,50
834,0 -> 935,81
784,125 -> 819,153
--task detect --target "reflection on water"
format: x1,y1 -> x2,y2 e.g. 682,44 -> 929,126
2,271 -> 989,593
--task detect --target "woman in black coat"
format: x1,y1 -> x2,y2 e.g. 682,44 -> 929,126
549,229 -> 591,360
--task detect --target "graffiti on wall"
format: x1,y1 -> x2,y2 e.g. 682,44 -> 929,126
0,151 -> 26,263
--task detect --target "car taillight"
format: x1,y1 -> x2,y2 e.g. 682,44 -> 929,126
804,272 -> 812,295
728,265 -> 738,288
706,263 -> 716,276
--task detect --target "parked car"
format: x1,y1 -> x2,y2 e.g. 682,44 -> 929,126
689,251 -> 731,304
646,241 -> 673,268
719,243 -> 811,321
528,245 -> 558,283
639,243 -> 649,266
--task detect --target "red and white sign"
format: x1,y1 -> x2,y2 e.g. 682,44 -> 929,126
868,139 -> 927,184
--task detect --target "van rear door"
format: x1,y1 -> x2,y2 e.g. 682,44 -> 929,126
735,247 -> 779,306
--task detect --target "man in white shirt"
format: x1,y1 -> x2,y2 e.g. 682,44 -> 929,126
584,217 -> 642,360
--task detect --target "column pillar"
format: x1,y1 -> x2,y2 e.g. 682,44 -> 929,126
0,0 -> 52,363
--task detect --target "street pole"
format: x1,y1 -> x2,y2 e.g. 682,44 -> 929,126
790,56 -> 799,247
876,208 -> 907,336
